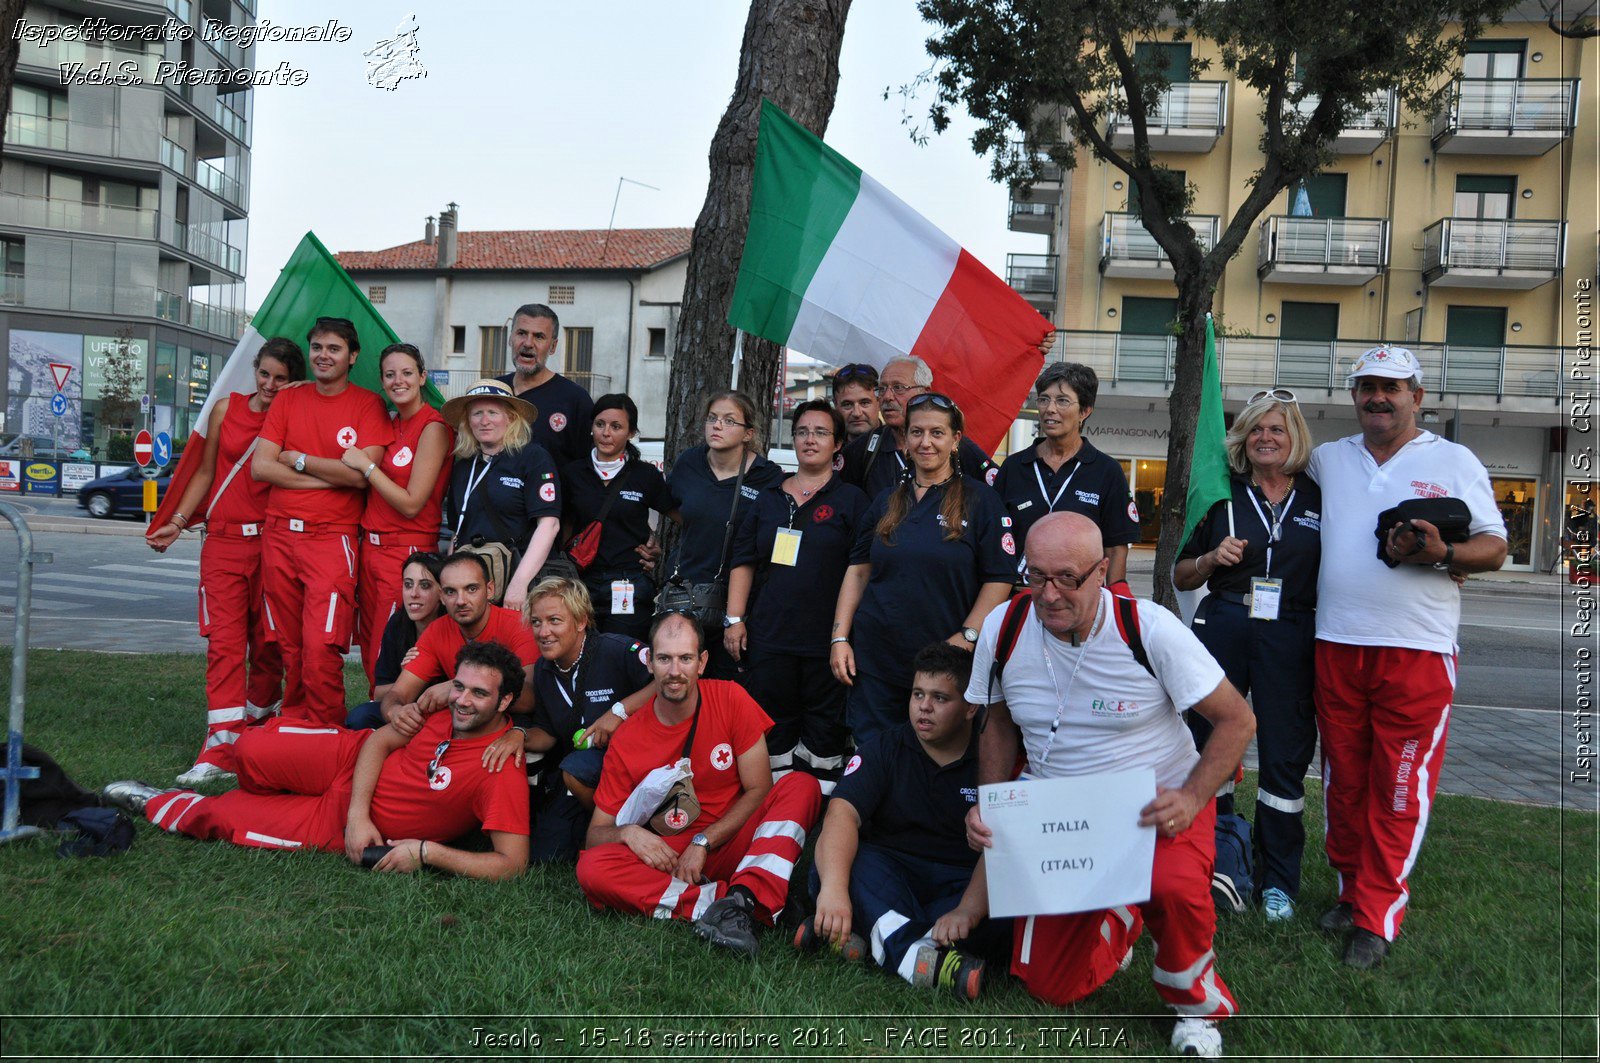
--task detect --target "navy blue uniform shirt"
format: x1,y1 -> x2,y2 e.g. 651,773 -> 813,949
525,631 -> 653,785
445,443 -> 562,550
730,473 -> 870,658
840,425 -> 996,502
666,444 -> 786,583
496,371 -> 595,468
992,437 -> 1140,564
373,610 -> 424,689
560,455 -> 674,574
1179,473 -> 1322,612
848,475 -> 1015,686
833,722 -> 980,868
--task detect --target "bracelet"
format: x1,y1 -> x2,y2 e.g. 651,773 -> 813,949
363,463 -> 377,480
830,636 -> 850,645
509,725 -> 527,736
418,840 -> 427,867
173,512 -> 188,526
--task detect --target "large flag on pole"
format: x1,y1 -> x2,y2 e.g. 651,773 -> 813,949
149,232 -> 443,532
727,99 -> 1051,453
1181,312 -> 1231,550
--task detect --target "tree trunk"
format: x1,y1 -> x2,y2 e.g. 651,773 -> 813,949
0,0 -> 26,172
1152,279 -> 1217,613
663,0 -> 853,467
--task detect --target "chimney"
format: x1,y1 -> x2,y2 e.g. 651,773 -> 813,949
424,214 -> 436,244
437,202 -> 459,269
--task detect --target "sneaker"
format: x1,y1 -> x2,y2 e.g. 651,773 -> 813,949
175,762 -> 236,787
1261,887 -> 1295,922
910,944 -> 984,1001
1342,928 -> 1390,970
1318,901 -> 1354,934
693,891 -> 759,959
100,780 -> 161,815
792,917 -> 868,961
1170,1017 -> 1222,1057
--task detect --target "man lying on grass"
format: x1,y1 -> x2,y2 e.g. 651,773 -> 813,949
102,641 -> 530,880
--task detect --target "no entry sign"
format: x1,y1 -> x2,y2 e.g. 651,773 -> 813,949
134,429 -> 154,467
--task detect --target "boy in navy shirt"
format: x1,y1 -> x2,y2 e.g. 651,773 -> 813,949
797,643 -> 1000,999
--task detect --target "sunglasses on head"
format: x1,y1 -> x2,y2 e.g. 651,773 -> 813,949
906,392 -> 958,412
834,363 -> 879,385
1246,388 -> 1298,406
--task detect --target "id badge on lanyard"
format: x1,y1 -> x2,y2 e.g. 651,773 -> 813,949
612,580 -> 635,615
771,527 -> 803,566
1249,577 -> 1283,621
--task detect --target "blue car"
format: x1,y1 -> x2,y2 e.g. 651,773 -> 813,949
77,466 -> 172,519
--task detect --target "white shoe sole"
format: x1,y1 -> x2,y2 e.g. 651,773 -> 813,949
176,765 -> 236,786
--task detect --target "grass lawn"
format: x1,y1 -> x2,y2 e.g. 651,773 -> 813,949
0,649 -> 1594,1060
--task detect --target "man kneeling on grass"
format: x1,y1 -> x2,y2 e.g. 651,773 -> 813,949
102,642 -> 530,880
797,642 -> 1006,998
576,612 -> 822,958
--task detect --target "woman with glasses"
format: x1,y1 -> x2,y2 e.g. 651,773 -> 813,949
344,343 -> 455,694
663,390 -> 785,678
831,392 -> 1015,741
1173,388 -> 1321,923
992,362 -> 1139,588
722,400 -> 869,784
344,551 -> 447,729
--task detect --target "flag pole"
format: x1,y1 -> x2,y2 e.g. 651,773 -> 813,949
730,329 -> 745,390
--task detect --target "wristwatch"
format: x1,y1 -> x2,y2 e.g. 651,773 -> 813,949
293,452 -> 307,473
722,614 -> 744,628
691,833 -> 711,851
1433,543 -> 1455,571
962,626 -> 979,644
610,701 -> 628,721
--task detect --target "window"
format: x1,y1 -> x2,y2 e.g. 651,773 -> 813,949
0,240 -> 22,304
1445,305 -> 1506,348
648,327 -> 667,358
1133,42 -> 1192,79
451,326 -> 465,353
367,285 -> 386,304
566,327 -> 594,385
1463,39 -> 1525,79
548,284 -> 575,305
479,326 -> 506,376
1493,478 -> 1535,566
1454,174 -> 1516,219
1280,302 -> 1340,342
1298,173 -> 1347,218
10,86 -> 64,149
1119,296 -> 1178,335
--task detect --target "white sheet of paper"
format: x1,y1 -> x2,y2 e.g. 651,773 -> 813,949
980,769 -> 1157,918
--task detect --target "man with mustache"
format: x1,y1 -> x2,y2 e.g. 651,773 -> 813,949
1308,345 -> 1506,970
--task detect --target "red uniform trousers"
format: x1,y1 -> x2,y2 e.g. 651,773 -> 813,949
263,520 -> 359,725
355,534 -> 433,693
145,720 -> 369,851
193,527 -> 283,772
1012,801 -> 1237,1020
1314,641 -> 1455,942
577,772 -> 822,924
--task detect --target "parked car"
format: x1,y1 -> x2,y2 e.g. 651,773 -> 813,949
0,434 -> 91,462
77,466 -> 171,519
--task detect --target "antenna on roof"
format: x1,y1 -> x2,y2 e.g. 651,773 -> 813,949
600,177 -> 661,263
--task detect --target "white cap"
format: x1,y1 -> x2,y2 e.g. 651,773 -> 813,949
1345,344 -> 1423,388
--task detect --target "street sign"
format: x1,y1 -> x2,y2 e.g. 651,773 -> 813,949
133,429 -> 153,467
139,394 -> 152,411
154,431 -> 172,466
50,393 -> 68,417
49,362 -> 72,392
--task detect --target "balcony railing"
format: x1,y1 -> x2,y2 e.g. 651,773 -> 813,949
1008,199 -> 1056,233
19,39 -> 160,81
0,272 -> 23,305
566,371 -> 613,396
1422,218 -> 1565,285
1432,78 -> 1580,154
161,138 -> 189,175
196,162 -> 245,208
6,112 -> 142,157
163,220 -> 244,275
1286,83 -> 1396,131
156,289 -> 241,338
1109,82 -> 1228,149
1257,216 -> 1389,282
1048,330 -> 1566,399
1100,212 -> 1219,273
5,113 -> 67,151
0,192 -> 156,240
156,289 -> 185,323
1006,254 -> 1059,298
213,98 -> 249,141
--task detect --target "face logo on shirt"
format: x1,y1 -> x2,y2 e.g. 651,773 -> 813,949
844,754 -> 862,776
550,413 -> 568,432
1090,698 -> 1141,719
985,467 -> 999,487
539,482 -> 557,503
813,504 -> 834,523
336,426 -> 358,448
710,742 -> 735,771
429,764 -> 453,790
391,446 -> 414,468
1127,501 -> 1139,522
1001,532 -> 1016,556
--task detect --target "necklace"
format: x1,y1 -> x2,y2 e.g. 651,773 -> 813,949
792,472 -> 830,498
913,470 -> 957,490
1251,474 -> 1291,506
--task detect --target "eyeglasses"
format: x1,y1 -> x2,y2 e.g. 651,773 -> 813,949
1036,395 -> 1080,410
875,382 -> 924,398
427,738 -> 451,779
905,392 -> 957,412
834,363 -> 879,385
1024,561 -> 1104,594
704,414 -> 749,429
1246,388 -> 1298,406
792,427 -> 835,440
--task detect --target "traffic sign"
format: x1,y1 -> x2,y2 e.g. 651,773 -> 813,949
140,394 -> 152,411
50,393 -> 68,417
154,431 -> 172,466
133,429 -> 153,467
49,362 -> 72,392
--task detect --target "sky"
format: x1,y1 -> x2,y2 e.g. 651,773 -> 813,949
245,0 -> 1044,312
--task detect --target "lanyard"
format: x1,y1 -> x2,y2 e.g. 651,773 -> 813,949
552,636 -> 587,710
454,455 -> 495,541
1034,596 -> 1103,768
1244,484 -> 1295,578
1033,458 -> 1081,512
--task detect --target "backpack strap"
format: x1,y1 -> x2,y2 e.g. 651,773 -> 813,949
1108,591 -> 1154,678
983,590 -> 1035,720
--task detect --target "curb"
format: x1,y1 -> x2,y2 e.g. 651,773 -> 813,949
15,519 -> 150,537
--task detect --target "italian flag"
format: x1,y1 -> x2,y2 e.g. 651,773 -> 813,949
728,100 -> 1051,453
149,232 -> 444,532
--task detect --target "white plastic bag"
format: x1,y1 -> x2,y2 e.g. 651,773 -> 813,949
617,757 -> 693,827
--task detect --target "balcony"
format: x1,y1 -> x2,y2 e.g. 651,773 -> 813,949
161,138 -> 190,175
1422,218 -> 1565,289
1048,330 -> 1567,399
0,272 -> 22,305
1008,199 -> 1055,235
1099,212 -> 1219,279
1005,254 -> 1058,315
1286,84 -> 1395,153
1257,216 -> 1389,285
157,289 -> 241,338
1108,82 -> 1228,152
1432,78 -> 1580,155
213,98 -> 249,142
196,161 -> 245,209
162,219 -> 244,275
0,192 -> 156,240
5,112 -> 154,163
1009,142 -> 1065,205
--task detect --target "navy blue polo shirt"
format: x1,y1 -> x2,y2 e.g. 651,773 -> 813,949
730,473 -> 870,658
840,426 -> 997,502
560,456 -> 674,574
525,631 -> 653,781
833,722 -> 980,868
848,475 -> 1015,686
992,438 -> 1140,562
496,371 -> 595,468
665,444 -> 786,583
1179,473 -> 1322,613
445,443 -> 561,550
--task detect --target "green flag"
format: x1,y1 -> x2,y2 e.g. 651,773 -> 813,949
1182,313 -> 1231,549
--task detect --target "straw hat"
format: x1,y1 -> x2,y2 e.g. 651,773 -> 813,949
441,378 -> 539,426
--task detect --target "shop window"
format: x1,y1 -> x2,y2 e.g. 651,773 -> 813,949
1120,457 -> 1167,544
1493,478 -> 1535,566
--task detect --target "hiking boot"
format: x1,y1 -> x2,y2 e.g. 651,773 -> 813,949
1170,1017 -> 1222,1057
792,917 -> 868,961
910,944 -> 984,1001
693,891 -> 759,959
101,780 -> 161,815
1261,887 -> 1295,922
1342,928 -> 1389,970
1318,901 -> 1354,934
176,762 -> 235,787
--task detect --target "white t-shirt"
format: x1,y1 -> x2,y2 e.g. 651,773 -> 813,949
1308,431 -> 1506,655
964,589 -> 1225,790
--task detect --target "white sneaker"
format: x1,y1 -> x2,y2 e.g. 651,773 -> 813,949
1261,887 -> 1295,922
176,763 -> 235,787
1171,1017 -> 1222,1057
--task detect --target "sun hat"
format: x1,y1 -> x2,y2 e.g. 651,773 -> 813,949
440,378 -> 539,426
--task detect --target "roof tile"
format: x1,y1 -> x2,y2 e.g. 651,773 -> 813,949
336,228 -> 693,272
